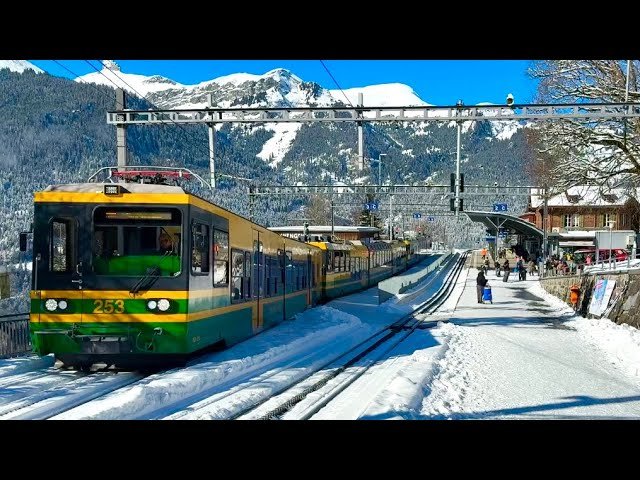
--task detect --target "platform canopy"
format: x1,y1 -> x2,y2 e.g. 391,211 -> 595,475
464,211 -> 543,239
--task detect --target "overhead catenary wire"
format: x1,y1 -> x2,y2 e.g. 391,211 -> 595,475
319,60 -> 355,108
51,60 -> 114,111
93,60 -> 272,187
86,60 -> 232,184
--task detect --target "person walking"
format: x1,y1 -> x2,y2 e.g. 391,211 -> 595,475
477,270 -> 488,303
502,258 -> 510,282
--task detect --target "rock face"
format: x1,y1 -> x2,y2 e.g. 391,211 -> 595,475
540,271 -> 640,328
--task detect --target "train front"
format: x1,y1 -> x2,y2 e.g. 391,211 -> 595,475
29,183 -> 189,369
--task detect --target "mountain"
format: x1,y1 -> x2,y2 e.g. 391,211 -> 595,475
0,60 -> 43,74
0,62 -> 532,314
76,63 -> 521,169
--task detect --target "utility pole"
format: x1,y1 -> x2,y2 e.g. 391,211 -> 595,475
389,194 -> 393,240
455,99 -> 463,218
116,88 -> 127,174
248,185 -> 255,222
357,93 -> 364,170
542,183 -> 549,262
331,201 -> 335,240
208,93 -> 216,189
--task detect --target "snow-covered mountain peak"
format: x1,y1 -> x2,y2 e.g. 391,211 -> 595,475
329,83 -> 429,107
0,60 -> 43,74
77,66 -> 183,97
263,68 -> 303,83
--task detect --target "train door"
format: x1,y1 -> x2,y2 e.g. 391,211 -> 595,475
306,252 -> 312,304
46,216 -> 84,322
278,246 -> 286,322
252,230 -> 264,328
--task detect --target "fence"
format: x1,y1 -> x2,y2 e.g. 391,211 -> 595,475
0,313 -> 31,358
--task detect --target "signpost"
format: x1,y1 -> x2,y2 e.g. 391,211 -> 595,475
413,213 -> 422,219
427,216 -> 435,222
493,203 -> 508,212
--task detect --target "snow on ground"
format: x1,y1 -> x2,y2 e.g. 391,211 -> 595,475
413,269 -> 640,419
5,250 -> 640,420
255,123 -> 302,167
53,255 -> 446,419
0,355 -> 54,379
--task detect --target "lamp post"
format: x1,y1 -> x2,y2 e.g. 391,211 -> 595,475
608,220 -> 615,270
455,100 -> 463,218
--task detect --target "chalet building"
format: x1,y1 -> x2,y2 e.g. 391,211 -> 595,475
528,186 -> 640,233
525,186 -> 640,252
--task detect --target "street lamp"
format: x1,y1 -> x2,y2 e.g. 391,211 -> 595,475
607,220 -> 615,270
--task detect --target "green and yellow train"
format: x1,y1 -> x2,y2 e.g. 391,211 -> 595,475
26,179 -> 429,369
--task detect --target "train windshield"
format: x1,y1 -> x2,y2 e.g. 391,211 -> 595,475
92,207 -> 182,277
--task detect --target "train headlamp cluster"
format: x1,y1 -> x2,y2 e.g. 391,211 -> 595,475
146,298 -> 171,312
44,299 -> 68,312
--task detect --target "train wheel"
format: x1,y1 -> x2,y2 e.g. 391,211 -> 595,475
77,364 -> 92,372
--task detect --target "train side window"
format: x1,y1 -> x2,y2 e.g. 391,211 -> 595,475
191,222 -> 210,275
295,262 -> 301,290
278,249 -> 285,293
231,249 -> 244,301
285,251 -> 293,292
244,251 -> 252,299
213,230 -> 229,287
50,218 -> 75,273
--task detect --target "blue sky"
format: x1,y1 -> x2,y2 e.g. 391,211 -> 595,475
29,60 -> 539,106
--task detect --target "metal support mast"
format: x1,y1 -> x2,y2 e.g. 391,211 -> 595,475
455,100 -> 463,218
357,93 -> 364,171
116,88 -> 127,173
207,93 -> 216,189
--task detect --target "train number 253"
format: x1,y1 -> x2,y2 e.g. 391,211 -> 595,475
93,299 -> 125,313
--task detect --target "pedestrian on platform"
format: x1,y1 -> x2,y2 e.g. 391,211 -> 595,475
477,270 -> 488,303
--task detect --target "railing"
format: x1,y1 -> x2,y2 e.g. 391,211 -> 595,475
0,313 -> 31,359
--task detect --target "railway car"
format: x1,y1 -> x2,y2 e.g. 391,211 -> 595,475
23,168 -> 435,369
26,172 -> 322,369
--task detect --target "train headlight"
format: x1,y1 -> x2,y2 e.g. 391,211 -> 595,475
57,300 -> 68,311
147,300 -> 158,311
44,299 -> 58,311
157,299 -> 171,312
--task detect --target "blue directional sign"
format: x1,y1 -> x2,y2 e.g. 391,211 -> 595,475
364,202 -> 379,211
427,216 -> 435,222
413,213 -> 422,219
493,203 -> 508,212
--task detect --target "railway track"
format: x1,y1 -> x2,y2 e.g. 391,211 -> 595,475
162,251 -> 468,420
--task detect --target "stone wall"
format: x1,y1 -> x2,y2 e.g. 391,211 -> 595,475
539,270 -> 640,328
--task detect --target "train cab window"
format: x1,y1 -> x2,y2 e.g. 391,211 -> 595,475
191,222 -> 210,275
92,207 -> 182,277
50,218 -> 76,273
213,230 -> 229,287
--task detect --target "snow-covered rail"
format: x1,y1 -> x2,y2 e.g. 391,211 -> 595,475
0,367 -> 148,420
166,252 -> 468,420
